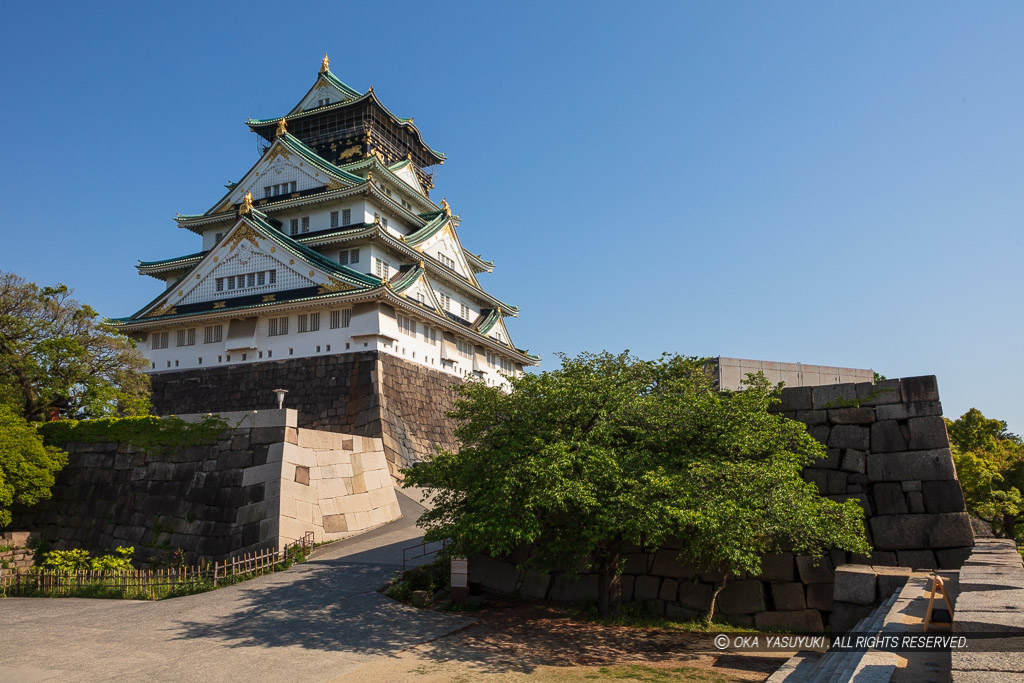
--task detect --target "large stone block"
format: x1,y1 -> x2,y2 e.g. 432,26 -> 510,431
659,578 -> 679,602
777,386 -> 814,412
805,583 -> 834,611
857,379 -> 903,406
755,609 -> 825,633
867,449 -> 957,482
759,553 -> 795,582
828,407 -> 876,425
828,425 -> 870,450
908,416 -> 950,450
633,575 -> 662,602
896,550 -> 936,570
841,450 -> 866,474
870,513 -> 975,550
873,482 -> 909,515
871,420 -> 907,453
796,555 -> 835,584
770,582 -> 807,611
717,579 -> 767,615
813,384 -> 858,410
830,602 -> 874,633
470,555 -> 519,594
902,376 -> 940,403
650,549 -> 694,578
677,581 -> 714,612
833,566 -> 877,605
876,401 -> 943,421
796,410 -> 827,426
922,480 -> 967,513
936,547 -> 974,569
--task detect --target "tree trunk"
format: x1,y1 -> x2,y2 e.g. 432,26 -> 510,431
705,574 -> 729,628
596,538 -> 624,617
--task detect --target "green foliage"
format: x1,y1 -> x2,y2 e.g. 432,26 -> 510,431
37,414 -> 228,455
402,351 -> 870,617
385,558 -> 448,604
948,408 -> 1024,542
41,546 -> 135,572
0,405 -> 69,527
0,271 -> 150,421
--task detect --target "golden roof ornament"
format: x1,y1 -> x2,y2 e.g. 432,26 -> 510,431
239,192 -> 253,216
373,212 -> 381,225
418,260 -> 425,269
440,198 -> 451,216
320,53 -> 330,74
275,118 -> 287,137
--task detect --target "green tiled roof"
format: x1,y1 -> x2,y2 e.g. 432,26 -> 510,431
404,213 -> 450,247
139,251 -> 206,268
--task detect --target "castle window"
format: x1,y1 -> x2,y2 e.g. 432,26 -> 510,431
257,272 -> 265,286
330,309 -> 351,329
456,339 -> 473,359
397,313 -> 416,336
264,186 -> 272,198
297,312 -> 320,333
424,326 -> 437,346
301,216 -> 310,233
330,211 -> 338,228
338,248 -> 359,265
438,253 -> 456,270
176,328 -> 196,347
342,208 -> 351,225
268,316 -> 289,336
215,278 -> 224,292
375,258 -> 390,279
382,217 -> 389,228
152,331 -> 169,350
436,292 -> 451,311
460,303 -> 473,320
247,273 -> 255,287
269,270 -> 277,284
290,218 -> 299,235
215,232 -> 224,244
289,181 -> 297,193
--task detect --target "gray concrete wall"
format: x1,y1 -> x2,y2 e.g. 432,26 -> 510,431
711,357 -> 874,391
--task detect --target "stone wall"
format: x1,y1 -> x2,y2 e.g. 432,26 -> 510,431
12,409 -> 399,564
149,351 -> 463,477
470,375 -> 974,630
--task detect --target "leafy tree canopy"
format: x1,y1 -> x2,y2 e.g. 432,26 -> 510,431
403,351 -> 869,617
0,271 -> 150,421
947,408 -> 1024,542
0,405 -> 68,527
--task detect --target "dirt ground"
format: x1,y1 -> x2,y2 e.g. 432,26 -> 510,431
339,597 -> 792,682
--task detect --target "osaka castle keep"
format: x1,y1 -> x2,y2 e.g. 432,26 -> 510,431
112,55 -> 538,475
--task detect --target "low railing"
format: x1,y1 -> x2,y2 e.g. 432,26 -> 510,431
402,538 -> 448,572
0,531 -> 315,599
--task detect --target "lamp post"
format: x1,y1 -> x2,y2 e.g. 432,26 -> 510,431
272,388 -> 289,409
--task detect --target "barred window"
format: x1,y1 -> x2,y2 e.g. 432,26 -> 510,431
204,325 -> 223,344
397,314 -> 416,336
329,309 -> 351,329
460,303 -> 473,320
301,216 -> 310,233
268,316 -> 289,336
342,208 -> 351,225
436,292 -> 451,311
151,331 -> 169,350
176,328 -> 196,347
330,211 -> 339,228
290,218 -> 299,235
423,326 -> 437,346
338,248 -> 360,266
456,339 -> 473,359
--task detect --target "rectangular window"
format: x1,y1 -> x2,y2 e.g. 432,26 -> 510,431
176,328 -> 196,347
438,253 -> 456,270
289,181 -> 296,193
382,217 -> 389,228
301,216 -> 310,233
460,303 -> 473,320
424,326 -> 437,346
397,314 -> 416,336
204,325 -> 223,344
264,186 -> 272,199
215,232 -> 224,244
256,271 -> 265,286
215,278 -> 224,292
330,211 -> 338,228
329,309 -> 351,329
290,218 -> 299,235
375,258 -> 390,279
269,270 -> 277,284
227,277 -> 235,290
342,208 -> 351,225
268,316 -> 289,336
297,313 -> 308,333
436,292 -> 451,311
247,273 -> 255,287
310,312 -> 320,332
338,250 -> 348,266
349,248 -> 359,264
456,339 -> 473,359
152,331 -> 169,350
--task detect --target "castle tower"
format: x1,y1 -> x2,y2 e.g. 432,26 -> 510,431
112,58 -> 538,475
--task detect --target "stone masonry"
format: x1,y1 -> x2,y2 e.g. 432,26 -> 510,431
12,409 -> 399,564
470,375 -> 974,631
149,351 -> 463,478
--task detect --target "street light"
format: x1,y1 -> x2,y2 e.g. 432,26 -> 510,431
272,388 -> 289,409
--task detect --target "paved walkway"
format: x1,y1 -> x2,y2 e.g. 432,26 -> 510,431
0,491 -> 473,683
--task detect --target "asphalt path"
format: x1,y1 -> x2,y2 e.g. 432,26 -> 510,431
0,490 -> 472,682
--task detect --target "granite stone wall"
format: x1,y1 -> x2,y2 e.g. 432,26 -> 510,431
12,410 -> 399,564
149,351 -> 463,477
470,375 -> 974,630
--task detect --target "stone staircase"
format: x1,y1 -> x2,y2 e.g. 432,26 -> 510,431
768,590 -> 902,682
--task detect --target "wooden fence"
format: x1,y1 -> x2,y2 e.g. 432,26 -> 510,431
0,532 -> 314,599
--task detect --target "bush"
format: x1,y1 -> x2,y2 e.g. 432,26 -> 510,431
41,546 -> 135,572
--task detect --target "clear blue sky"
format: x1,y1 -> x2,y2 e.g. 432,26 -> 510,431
2,2 -> 1022,430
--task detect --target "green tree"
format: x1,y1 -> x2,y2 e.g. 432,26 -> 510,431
0,271 -> 150,421
947,408 -> 1024,541
0,405 -> 68,527
402,351 -> 869,618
